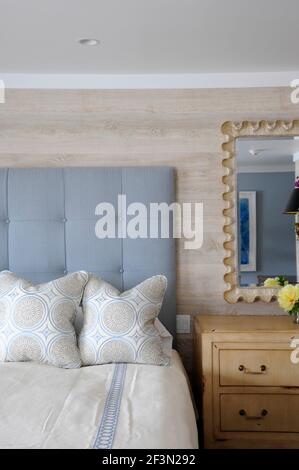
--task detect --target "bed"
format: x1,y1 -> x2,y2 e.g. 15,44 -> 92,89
0,167 -> 198,449
0,351 -> 197,449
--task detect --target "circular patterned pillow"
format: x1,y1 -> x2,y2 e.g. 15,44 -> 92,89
80,274 -> 170,366
0,270 -> 88,368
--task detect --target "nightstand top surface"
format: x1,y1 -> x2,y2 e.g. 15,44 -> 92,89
194,315 -> 299,333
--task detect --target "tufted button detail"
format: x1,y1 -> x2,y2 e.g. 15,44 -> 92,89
119,268 -> 124,274
63,270 -> 67,275
62,218 -> 67,223
5,219 -> 10,224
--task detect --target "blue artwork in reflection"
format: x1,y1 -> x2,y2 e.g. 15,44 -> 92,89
240,198 -> 249,265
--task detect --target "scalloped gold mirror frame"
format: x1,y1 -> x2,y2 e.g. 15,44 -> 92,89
222,119 -> 299,303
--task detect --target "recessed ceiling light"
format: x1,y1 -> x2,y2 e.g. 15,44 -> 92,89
78,38 -> 100,46
248,148 -> 267,156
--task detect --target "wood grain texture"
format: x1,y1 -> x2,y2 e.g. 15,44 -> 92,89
1,87 -> 297,369
194,315 -> 299,448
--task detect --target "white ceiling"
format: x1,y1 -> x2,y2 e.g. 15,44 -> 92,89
1,0 -> 299,74
237,138 -> 299,173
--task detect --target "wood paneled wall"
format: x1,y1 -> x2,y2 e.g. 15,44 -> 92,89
0,87 -> 297,370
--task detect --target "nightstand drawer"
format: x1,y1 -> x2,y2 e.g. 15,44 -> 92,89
219,348 -> 299,386
221,394 -> 299,433
195,316 -> 299,448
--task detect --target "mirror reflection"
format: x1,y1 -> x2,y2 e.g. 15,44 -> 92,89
236,137 -> 298,287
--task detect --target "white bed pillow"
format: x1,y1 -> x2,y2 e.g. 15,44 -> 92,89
154,318 -> 173,362
0,270 -> 88,368
79,275 -> 170,366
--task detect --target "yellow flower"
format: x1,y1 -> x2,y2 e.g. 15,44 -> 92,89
264,278 -> 280,288
278,284 -> 299,312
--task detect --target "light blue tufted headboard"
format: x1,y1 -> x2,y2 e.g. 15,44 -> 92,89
0,167 -> 176,337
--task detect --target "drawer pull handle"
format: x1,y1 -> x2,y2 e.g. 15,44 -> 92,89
239,409 -> 268,420
238,364 -> 267,374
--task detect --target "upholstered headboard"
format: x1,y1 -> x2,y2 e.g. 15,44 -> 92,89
0,167 -> 176,337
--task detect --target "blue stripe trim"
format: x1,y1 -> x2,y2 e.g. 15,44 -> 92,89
93,363 -> 127,449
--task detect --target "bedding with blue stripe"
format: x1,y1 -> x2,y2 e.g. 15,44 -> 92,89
0,351 -> 198,449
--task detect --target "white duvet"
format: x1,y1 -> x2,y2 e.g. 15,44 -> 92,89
0,350 -> 198,449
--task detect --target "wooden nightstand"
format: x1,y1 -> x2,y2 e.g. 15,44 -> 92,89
194,315 -> 299,449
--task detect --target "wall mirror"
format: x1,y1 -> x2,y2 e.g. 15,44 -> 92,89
222,120 -> 299,303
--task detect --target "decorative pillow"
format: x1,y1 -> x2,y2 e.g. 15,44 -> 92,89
0,270 -> 88,368
79,275 -> 169,366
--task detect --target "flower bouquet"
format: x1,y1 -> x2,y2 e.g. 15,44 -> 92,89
278,284 -> 299,324
264,276 -> 288,288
